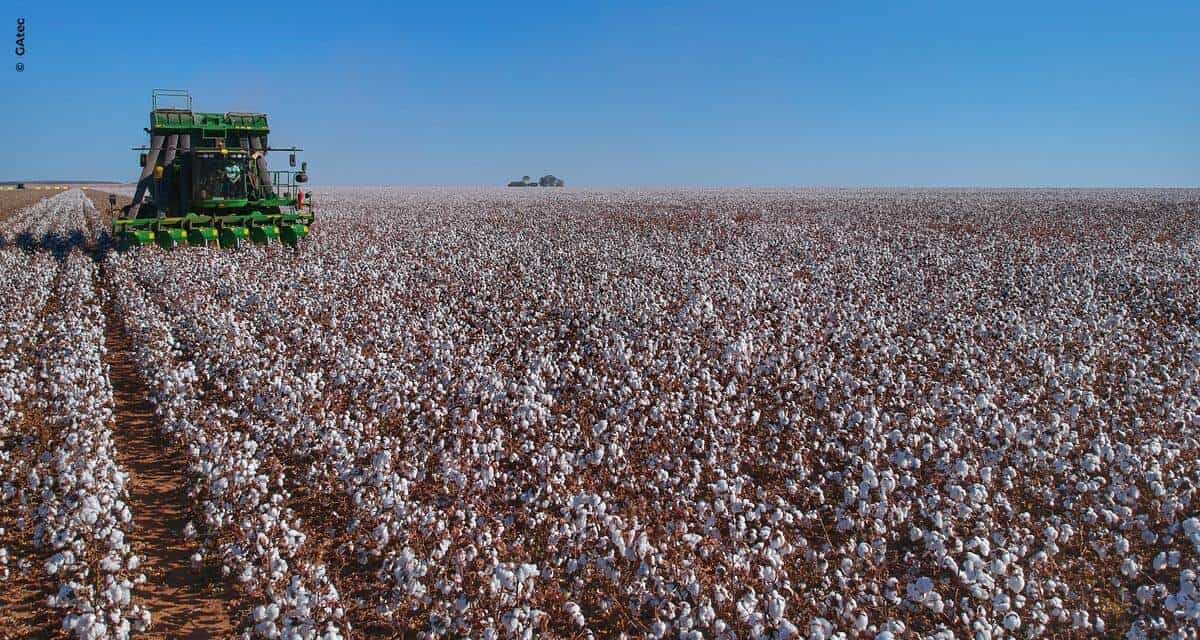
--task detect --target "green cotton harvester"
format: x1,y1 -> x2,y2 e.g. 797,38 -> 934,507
112,89 -> 314,249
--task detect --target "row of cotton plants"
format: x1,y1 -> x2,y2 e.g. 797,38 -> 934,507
0,249 -> 56,436
25,252 -> 148,638
105,256 -> 346,640
0,248 -> 58,597
0,188 -> 105,249
112,187 -> 1200,639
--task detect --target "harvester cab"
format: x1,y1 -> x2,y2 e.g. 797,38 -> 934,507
112,89 -> 314,249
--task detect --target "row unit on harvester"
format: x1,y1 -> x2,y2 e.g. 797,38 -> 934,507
111,89 -> 314,249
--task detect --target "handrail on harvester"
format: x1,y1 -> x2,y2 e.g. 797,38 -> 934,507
152,89 -> 192,111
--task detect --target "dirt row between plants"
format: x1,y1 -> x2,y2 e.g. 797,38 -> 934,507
100,290 -> 238,639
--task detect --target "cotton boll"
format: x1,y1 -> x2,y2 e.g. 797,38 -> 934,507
564,601 -> 585,627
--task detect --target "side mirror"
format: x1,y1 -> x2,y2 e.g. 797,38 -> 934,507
301,161 -> 307,172
289,153 -> 296,167
295,173 -> 308,183
139,153 -> 148,167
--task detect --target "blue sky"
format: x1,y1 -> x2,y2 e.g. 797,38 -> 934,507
3,1 -> 1197,186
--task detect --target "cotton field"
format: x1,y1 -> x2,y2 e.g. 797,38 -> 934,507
1,186 -> 1199,639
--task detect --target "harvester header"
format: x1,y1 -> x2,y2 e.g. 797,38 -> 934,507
113,89 -> 314,249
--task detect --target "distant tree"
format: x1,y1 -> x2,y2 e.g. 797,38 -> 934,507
508,174 -> 563,187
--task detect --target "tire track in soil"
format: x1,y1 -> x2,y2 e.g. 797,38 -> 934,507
101,296 -> 236,640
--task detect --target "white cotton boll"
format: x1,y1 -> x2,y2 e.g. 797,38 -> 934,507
766,591 -> 786,620
133,608 -> 152,632
993,592 -> 1011,613
270,555 -> 288,578
105,580 -> 130,606
99,553 -> 122,573
1114,536 -> 1130,555
79,496 -> 101,525
372,523 -> 390,547
907,576 -> 934,602
1003,612 -> 1021,631
564,601 -> 585,627
737,591 -> 758,623
517,563 -> 539,583
494,565 -> 515,591
1166,593 -> 1182,612
808,618 -> 832,640
776,619 -> 799,639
